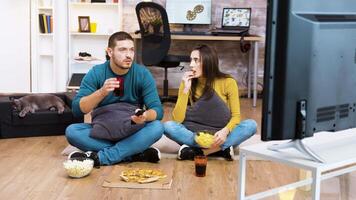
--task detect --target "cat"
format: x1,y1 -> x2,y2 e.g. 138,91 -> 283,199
12,94 -> 65,118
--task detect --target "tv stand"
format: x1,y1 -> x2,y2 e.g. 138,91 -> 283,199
238,129 -> 356,200
268,139 -> 325,163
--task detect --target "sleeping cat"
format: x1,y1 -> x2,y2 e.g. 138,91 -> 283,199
12,94 -> 65,118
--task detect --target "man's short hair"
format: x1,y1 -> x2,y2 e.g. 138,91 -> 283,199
108,31 -> 134,48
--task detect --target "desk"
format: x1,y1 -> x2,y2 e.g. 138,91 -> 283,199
238,129 -> 356,200
132,34 -> 263,107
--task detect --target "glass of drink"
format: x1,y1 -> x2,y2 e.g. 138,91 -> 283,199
194,155 -> 207,177
114,77 -> 124,96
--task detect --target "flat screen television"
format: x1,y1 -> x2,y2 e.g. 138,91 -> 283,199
165,0 -> 211,32
262,0 -> 356,162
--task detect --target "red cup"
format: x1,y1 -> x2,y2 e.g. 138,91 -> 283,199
194,155 -> 207,177
114,77 -> 124,96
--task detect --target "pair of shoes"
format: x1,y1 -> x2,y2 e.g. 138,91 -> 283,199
79,52 -> 91,57
68,151 -> 101,168
208,146 -> 235,161
131,147 -> 161,163
177,144 -> 204,160
221,146 -> 234,161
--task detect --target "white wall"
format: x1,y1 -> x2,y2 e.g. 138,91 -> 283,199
0,0 -> 31,93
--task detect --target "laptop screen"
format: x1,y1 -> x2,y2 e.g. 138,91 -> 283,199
222,8 -> 251,29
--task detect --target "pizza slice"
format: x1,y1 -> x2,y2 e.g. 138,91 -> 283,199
120,168 -> 167,184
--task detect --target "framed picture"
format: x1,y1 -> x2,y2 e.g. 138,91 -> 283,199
78,16 -> 91,32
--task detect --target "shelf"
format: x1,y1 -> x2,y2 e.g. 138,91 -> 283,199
68,0 -> 123,85
69,2 -> 118,7
38,7 -> 53,10
70,32 -> 112,36
39,54 -> 53,57
71,59 -> 104,65
39,33 -> 53,36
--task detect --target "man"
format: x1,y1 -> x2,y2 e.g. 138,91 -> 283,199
66,31 -> 164,167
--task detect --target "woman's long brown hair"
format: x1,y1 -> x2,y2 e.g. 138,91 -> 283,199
190,44 -> 230,102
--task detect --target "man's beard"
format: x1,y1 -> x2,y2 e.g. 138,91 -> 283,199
116,64 -> 131,70
112,58 -> 132,70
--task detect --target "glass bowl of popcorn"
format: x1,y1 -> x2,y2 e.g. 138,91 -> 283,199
63,158 -> 94,178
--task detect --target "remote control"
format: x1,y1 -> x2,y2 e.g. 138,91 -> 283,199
135,109 -> 145,116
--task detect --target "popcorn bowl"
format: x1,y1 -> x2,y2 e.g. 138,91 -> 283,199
195,131 -> 215,148
63,158 -> 94,178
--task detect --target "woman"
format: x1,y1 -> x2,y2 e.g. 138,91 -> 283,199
164,44 -> 257,161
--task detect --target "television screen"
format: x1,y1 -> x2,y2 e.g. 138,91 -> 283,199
262,0 -> 356,141
165,0 -> 211,25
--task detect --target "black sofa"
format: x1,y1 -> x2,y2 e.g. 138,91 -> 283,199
0,92 -> 83,139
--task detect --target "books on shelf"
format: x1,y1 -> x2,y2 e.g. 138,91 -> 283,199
39,14 -> 53,34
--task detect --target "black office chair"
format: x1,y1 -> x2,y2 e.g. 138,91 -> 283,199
135,2 -> 190,103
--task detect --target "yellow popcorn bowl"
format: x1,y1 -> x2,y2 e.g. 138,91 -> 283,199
195,131 -> 215,148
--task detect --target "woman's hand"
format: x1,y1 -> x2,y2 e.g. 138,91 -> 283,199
182,71 -> 194,94
99,78 -> 120,97
212,127 -> 229,148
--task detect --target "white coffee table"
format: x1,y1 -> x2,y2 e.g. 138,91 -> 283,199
238,128 -> 356,200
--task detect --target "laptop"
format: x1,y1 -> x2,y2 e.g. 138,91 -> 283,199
211,8 -> 251,36
67,73 -> 85,91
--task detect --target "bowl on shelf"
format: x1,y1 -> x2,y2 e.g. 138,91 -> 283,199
63,157 -> 94,178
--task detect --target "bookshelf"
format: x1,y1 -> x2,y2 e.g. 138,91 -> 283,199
31,0 -> 69,92
68,0 -> 123,84
31,0 -> 54,92
31,0 -> 123,92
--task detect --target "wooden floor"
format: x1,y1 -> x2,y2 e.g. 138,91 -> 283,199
0,98 -> 355,200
